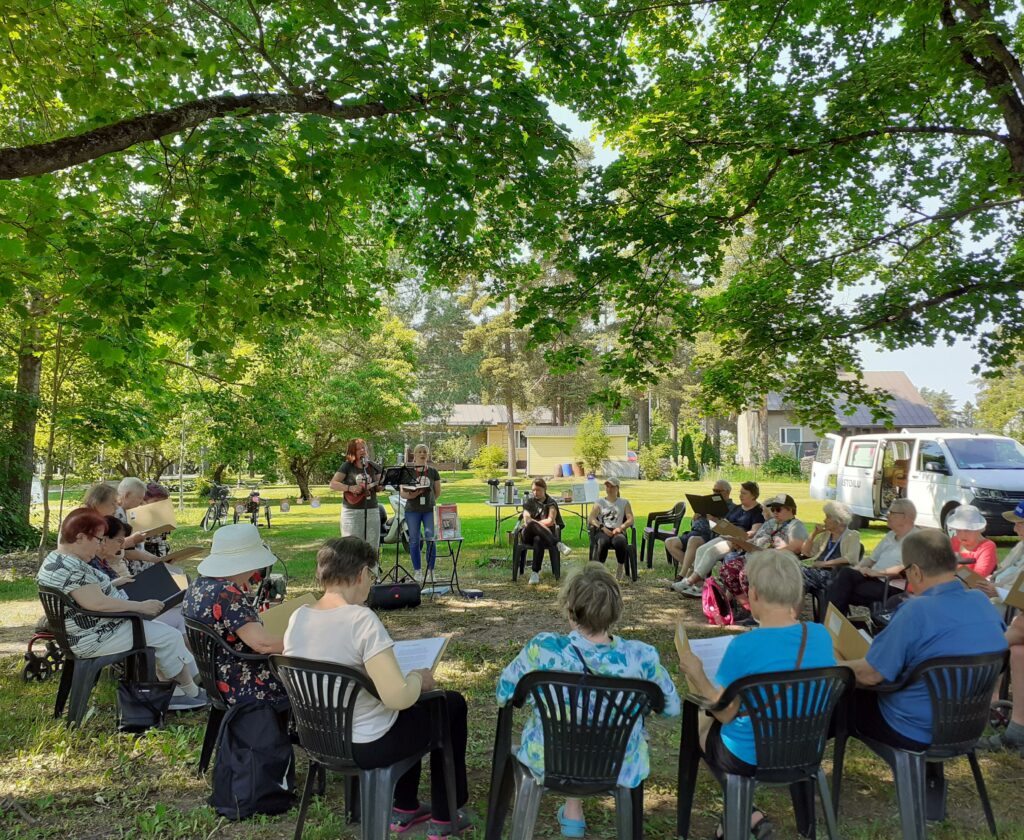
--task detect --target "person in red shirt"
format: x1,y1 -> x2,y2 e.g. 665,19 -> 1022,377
947,505 -> 998,577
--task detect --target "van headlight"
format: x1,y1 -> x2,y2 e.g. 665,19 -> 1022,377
972,488 -> 1001,499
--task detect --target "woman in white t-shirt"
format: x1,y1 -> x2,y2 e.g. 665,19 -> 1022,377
283,537 -> 471,839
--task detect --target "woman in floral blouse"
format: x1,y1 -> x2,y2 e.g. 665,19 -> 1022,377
496,562 -> 680,838
182,523 -> 287,706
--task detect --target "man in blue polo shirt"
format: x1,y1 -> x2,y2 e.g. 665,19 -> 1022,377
843,528 -> 1007,749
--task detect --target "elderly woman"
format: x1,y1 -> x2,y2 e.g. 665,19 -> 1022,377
800,501 -> 862,596
284,537 -> 471,838
497,562 -> 680,837
947,505 -> 998,577
181,523 -> 287,706
677,550 -> 835,839
36,507 -> 206,711
88,515 -> 134,586
85,478 -> 165,573
401,443 -> 443,584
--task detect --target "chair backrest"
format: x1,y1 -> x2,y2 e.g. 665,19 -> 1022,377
38,586 -> 77,656
511,670 -> 665,794
184,618 -> 269,709
269,655 -> 377,770
718,666 -> 853,774
908,651 -> 1008,755
670,501 -> 687,526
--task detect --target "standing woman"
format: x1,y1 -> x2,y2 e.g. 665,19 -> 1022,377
401,444 -> 442,584
329,438 -> 383,550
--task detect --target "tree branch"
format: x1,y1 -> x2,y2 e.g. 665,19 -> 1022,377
0,90 -> 451,180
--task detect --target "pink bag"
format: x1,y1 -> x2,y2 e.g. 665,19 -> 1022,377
702,576 -> 734,627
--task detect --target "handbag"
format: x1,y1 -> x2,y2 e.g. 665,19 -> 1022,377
116,680 -> 175,733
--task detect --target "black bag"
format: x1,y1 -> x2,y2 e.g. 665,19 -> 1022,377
369,581 -> 421,610
116,680 -> 175,733
210,700 -> 295,820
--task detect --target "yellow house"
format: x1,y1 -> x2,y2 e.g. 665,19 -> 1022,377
427,404 -> 555,470
525,425 -> 631,477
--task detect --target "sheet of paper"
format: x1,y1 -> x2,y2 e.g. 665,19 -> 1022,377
392,637 -> 449,675
688,635 -> 732,685
997,586 -> 1010,601
827,611 -> 843,638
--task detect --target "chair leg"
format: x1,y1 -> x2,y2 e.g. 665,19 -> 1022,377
439,738 -> 459,837
552,550 -> 560,581
484,758 -> 513,840
815,768 -> 841,840
967,751 -> 998,836
632,782 -> 644,839
830,731 -> 848,815
67,660 -> 103,726
891,751 -> 928,840
789,779 -> 816,838
53,658 -> 75,718
723,774 -> 756,840
344,774 -> 359,823
614,785 -> 636,840
925,761 -> 947,822
677,707 -> 702,839
360,767 -> 397,840
197,706 -> 224,776
509,766 -> 544,840
293,763 -> 319,840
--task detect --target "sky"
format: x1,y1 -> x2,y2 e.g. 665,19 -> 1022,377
547,104 -> 984,407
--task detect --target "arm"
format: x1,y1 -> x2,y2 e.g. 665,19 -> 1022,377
841,657 -> 886,687
538,503 -> 558,529
620,501 -> 635,532
676,648 -> 741,724
364,648 -> 428,710
124,547 -> 166,565
802,526 -> 826,558
432,478 -> 442,503
235,621 -> 284,654
973,542 -> 999,578
328,469 -> 349,493
71,584 -> 162,618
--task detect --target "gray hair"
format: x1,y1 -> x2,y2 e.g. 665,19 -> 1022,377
712,479 -> 732,495
889,498 -> 917,519
902,528 -> 957,576
746,549 -> 804,610
117,477 -> 146,499
822,501 -> 853,527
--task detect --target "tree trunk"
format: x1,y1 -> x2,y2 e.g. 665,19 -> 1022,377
7,322 -> 44,522
505,401 -> 517,478
288,456 -> 311,501
668,398 -> 682,463
212,463 -> 227,484
757,400 -> 770,465
38,321 -> 64,555
637,395 -> 651,449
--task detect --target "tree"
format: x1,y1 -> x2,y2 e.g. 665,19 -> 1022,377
920,388 -> 959,427
957,401 -> 979,428
520,0 -> 1024,432
574,411 -> 611,475
976,364 -> 1024,442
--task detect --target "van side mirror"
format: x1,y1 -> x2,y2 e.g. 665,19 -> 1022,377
923,462 -> 950,475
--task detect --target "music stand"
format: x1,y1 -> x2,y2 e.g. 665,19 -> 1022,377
377,465 -> 415,584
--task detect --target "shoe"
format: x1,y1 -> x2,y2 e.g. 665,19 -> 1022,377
732,606 -> 752,623
426,808 -> 473,839
976,732 -> 1024,753
528,572 -> 541,585
557,541 -> 572,557
738,616 -> 759,627
414,568 -> 426,585
557,803 -> 586,838
671,580 -> 701,597
168,687 -> 209,712
391,803 -> 431,833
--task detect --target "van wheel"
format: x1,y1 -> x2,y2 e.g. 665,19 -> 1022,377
940,504 -> 959,535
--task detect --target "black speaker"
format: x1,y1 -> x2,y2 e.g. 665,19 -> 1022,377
368,582 -> 421,610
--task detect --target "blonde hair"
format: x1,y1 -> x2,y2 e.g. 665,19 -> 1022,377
746,549 -> 804,610
83,482 -> 118,509
413,443 -> 429,457
559,562 -> 623,634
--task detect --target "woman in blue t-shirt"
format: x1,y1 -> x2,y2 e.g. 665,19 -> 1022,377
677,549 -> 836,839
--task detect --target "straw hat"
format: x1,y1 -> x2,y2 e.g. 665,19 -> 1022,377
1002,501 -> 1024,524
197,523 -> 276,577
945,504 -> 987,533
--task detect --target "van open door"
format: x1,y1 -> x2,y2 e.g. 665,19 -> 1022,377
810,434 -> 842,500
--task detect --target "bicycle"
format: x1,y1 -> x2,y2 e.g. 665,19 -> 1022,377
200,483 -> 231,531
234,483 -> 272,528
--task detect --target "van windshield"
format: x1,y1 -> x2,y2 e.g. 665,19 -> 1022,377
945,438 -> 1024,470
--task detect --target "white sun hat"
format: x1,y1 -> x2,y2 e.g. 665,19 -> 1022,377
945,504 -> 987,533
197,523 -> 277,577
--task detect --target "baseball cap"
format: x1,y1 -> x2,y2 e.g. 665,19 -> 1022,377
765,493 -> 797,512
604,477 -> 621,488
1003,501 -> 1024,524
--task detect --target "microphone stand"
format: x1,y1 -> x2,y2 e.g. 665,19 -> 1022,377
376,462 -> 415,584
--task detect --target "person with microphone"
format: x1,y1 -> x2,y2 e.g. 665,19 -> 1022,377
400,444 -> 443,585
330,438 -> 382,549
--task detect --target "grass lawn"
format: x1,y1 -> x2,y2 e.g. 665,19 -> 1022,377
1,475 -> 1021,839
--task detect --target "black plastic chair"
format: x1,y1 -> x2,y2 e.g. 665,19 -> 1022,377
588,525 -> 639,581
809,544 -> 865,623
184,618 -> 272,776
640,502 -> 687,568
832,651 -> 1007,839
38,585 -> 155,726
270,655 -> 460,840
511,528 -> 561,582
677,666 -> 853,840
485,670 -> 665,840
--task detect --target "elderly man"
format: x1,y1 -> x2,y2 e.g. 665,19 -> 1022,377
665,479 -> 734,578
825,498 -> 919,616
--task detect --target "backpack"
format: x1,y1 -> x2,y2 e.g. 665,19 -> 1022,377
702,576 -> 734,627
209,700 -> 295,820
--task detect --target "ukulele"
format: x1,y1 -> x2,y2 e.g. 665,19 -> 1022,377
343,461 -> 380,506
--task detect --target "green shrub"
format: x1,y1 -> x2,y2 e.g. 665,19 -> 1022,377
432,435 -> 473,469
0,486 -> 39,552
638,443 -> 672,480
574,411 -> 611,475
764,453 -> 803,478
470,444 -> 507,480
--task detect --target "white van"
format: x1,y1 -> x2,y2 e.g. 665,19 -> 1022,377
810,431 -> 1024,535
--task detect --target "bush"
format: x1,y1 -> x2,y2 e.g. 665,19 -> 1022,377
0,486 -> 40,552
432,435 -> 473,469
764,453 -> 803,479
638,443 -> 672,480
470,444 -> 506,480
574,411 -> 611,475
679,433 -> 699,479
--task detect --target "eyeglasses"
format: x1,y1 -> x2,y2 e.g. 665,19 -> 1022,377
89,534 -> 106,543
887,511 -> 906,517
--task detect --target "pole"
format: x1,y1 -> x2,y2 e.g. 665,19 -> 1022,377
178,350 -> 189,512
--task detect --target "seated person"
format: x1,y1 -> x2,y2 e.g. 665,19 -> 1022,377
182,523 -> 287,707
36,507 -> 206,711
112,477 -> 167,574
826,499 -> 919,616
666,479 -> 733,579
284,536 -> 471,837
588,478 -> 635,580
799,501 -> 861,597
497,562 -> 680,837
673,481 -> 765,597
140,482 -> 173,559
947,505 -> 998,577
677,550 -> 835,839
976,501 -> 1024,600
718,494 -> 808,622
88,515 -> 135,586
519,478 -> 570,586
842,529 -> 1007,751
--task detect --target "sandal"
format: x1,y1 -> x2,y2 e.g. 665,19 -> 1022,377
390,803 -> 431,833
557,804 -> 586,838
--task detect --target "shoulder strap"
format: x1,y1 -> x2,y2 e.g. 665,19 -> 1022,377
794,621 -> 808,670
570,644 -> 593,675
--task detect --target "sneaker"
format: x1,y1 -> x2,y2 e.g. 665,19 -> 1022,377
976,732 -> 1024,753
168,687 -> 209,712
674,581 -> 704,598
557,541 -> 572,557
528,572 -> 540,585
426,809 -> 473,839
391,803 -> 431,833
414,568 -> 426,585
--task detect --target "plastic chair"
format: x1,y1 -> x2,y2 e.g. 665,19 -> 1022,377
831,651 -> 1007,839
588,525 -> 639,581
640,502 -> 687,568
38,585 -> 155,726
809,544 -> 865,623
511,529 -> 561,582
485,670 -> 665,840
677,666 -> 853,840
184,618 -> 273,776
270,655 -> 460,840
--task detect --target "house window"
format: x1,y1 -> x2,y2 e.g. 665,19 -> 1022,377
779,427 -> 802,445
516,430 -> 528,449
